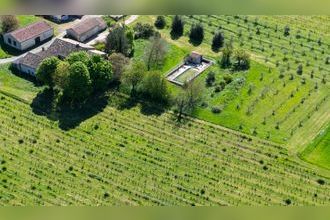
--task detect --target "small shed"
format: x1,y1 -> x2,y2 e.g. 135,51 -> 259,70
186,51 -> 203,64
3,21 -> 54,51
66,17 -> 107,42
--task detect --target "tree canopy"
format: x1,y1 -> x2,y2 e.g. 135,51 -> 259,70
106,25 -> 134,57
0,15 -> 18,33
36,57 -> 60,88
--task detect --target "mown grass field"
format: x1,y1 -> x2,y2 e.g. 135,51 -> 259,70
301,125 -> 330,170
131,15 -> 330,168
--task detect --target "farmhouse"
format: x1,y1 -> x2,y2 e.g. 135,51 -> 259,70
13,38 -> 106,75
3,21 -> 54,51
66,17 -> 107,42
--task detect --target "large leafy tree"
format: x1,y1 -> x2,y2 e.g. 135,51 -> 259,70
63,61 -> 92,104
105,25 -> 134,57
142,71 -> 171,104
89,55 -> 113,92
108,53 -> 130,81
0,15 -> 18,33
65,51 -> 90,65
122,61 -> 147,96
36,57 -> 60,88
232,49 -> 250,71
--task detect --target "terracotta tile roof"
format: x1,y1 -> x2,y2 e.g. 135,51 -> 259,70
16,38 -> 104,69
8,21 -> 53,43
190,51 -> 202,58
67,17 -> 106,37
16,52 -> 44,69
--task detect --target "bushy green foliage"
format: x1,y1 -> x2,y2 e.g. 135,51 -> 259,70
170,15 -> 184,38
133,22 -> 155,39
66,51 -> 90,66
142,71 -> 171,104
189,23 -> 204,45
220,43 -> 233,68
154,16 -> 166,29
232,49 -> 250,71
36,57 -> 60,88
63,61 -> 92,104
122,61 -> 147,95
212,32 -> 224,52
106,25 -> 134,57
108,53 -> 130,81
89,55 -> 113,92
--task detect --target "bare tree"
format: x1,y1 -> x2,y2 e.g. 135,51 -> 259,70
144,35 -> 168,70
1,15 -> 18,33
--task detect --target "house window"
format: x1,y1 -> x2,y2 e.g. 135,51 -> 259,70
13,41 -> 17,46
8,38 -> 12,44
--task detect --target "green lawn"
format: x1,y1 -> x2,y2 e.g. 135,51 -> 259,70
175,68 -> 198,84
301,125 -> 330,169
0,64 -> 42,102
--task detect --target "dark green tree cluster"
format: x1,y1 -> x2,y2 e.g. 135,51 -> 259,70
211,32 -> 224,52
170,15 -> 184,38
220,44 -> 250,71
105,25 -> 134,57
133,22 -> 155,39
154,16 -> 166,29
36,52 -> 113,106
122,61 -> 171,104
189,23 -> 204,45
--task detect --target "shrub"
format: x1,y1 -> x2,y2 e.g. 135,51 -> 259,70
205,71 -> 216,86
284,25 -> 290,36
297,64 -> 303,75
154,16 -> 166,29
232,49 -> 250,71
284,199 -> 291,205
317,179 -> 325,185
223,74 -> 233,84
211,106 -> 222,114
211,32 -> 224,52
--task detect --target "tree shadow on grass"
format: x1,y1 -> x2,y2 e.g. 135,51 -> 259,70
31,88 -> 109,131
189,38 -> 203,47
111,93 -> 168,117
8,64 -> 41,86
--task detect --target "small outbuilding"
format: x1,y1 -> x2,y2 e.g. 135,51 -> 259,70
3,21 -> 54,51
66,17 -> 107,42
185,51 -> 203,65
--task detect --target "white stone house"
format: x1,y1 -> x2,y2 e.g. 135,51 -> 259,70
13,38 -> 106,75
3,21 -> 54,51
66,17 -> 107,42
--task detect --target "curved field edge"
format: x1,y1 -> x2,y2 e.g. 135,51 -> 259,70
300,125 -> 330,170
1,92 -> 330,205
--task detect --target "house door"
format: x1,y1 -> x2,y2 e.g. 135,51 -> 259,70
35,37 -> 41,44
